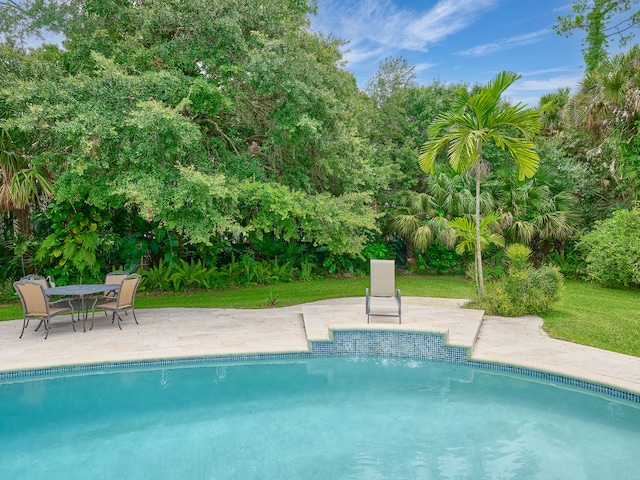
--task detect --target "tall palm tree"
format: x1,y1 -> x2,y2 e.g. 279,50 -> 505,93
418,71 -> 541,296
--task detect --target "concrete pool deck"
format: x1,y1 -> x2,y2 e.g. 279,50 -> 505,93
1,296 -> 639,396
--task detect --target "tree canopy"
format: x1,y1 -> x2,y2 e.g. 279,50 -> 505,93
0,0 -> 379,254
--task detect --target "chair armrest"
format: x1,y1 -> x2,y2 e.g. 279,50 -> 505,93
49,297 -> 73,307
49,297 -> 75,314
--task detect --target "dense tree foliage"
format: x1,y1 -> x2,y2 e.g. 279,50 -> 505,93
0,0 -> 638,296
0,0 -> 381,281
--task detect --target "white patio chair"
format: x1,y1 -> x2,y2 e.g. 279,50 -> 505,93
365,259 -> 401,323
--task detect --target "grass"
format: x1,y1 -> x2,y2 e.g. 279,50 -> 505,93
2,275 -> 638,357
541,281 -> 640,358
0,275 -> 474,321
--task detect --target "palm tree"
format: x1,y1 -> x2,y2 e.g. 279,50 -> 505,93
0,127 -> 54,238
491,167 -> 580,261
564,46 -> 640,203
539,87 -> 570,135
448,213 -> 505,258
418,71 -> 541,296
391,171 -> 476,253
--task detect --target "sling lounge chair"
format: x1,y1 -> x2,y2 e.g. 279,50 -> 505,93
365,259 -> 401,323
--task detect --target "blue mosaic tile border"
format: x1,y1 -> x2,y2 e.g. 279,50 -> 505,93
1,330 -> 639,404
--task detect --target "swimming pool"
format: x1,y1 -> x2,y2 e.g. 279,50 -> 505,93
1,356 -> 639,479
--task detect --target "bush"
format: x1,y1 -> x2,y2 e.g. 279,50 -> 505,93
577,209 -> 640,288
468,244 -> 564,316
139,254 -> 295,292
409,245 -> 464,275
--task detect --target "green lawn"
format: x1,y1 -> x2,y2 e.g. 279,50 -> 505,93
2,275 -> 638,357
541,281 -> 640,357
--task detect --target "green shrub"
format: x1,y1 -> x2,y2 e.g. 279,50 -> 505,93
170,259 -> 211,291
468,244 -> 564,316
139,259 -> 173,292
409,245 -> 463,275
577,208 -> 640,287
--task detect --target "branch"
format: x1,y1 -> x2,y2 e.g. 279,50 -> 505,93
212,121 -> 240,156
0,0 -> 27,14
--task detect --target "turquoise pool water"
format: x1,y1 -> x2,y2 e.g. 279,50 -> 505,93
1,357 -> 639,479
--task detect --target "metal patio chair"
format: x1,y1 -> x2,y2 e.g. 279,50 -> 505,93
91,273 -> 141,330
14,280 -> 75,339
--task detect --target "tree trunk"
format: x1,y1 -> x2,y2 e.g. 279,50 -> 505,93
14,206 -> 32,238
475,162 -> 485,297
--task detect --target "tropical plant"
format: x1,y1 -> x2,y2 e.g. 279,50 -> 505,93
409,245 -> 463,275
489,167 -> 581,260
538,87 -> 571,135
419,71 -> 541,296
449,214 -> 505,257
0,126 -> 54,238
139,259 -> 173,292
391,170 -> 476,253
170,259 -> 211,291
468,244 -> 564,316
35,201 -> 117,284
562,46 -> 640,207
297,259 -> 314,281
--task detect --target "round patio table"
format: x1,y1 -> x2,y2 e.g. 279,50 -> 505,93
45,284 -> 121,332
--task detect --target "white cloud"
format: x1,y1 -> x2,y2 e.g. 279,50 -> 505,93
519,67 -> 576,76
312,0 -> 499,64
505,74 -> 581,106
414,62 -> 437,73
342,46 -> 387,65
509,75 -> 581,91
457,29 -> 549,57
552,3 -> 573,13
405,0 -> 500,48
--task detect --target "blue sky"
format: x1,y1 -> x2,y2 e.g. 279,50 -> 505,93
310,0 -> 589,105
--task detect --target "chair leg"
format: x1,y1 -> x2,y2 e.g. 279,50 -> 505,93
19,318 -> 28,339
44,316 -> 50,340
132,309 -> 138,325
116,312 -> 122,330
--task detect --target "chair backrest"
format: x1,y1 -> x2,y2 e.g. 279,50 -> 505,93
14,280 -> 49,316
20,274 -> 49,290
369,260 -> 396,297
105,270 -> 129,285
104,270 -> 129,295
117,274 -> 141,308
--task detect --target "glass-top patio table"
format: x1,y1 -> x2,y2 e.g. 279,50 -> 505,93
45,284 -> 121,332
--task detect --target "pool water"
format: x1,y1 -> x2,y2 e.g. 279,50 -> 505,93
1,357 -> 639,479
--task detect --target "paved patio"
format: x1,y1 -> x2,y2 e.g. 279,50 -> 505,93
1,296 -> 639,395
